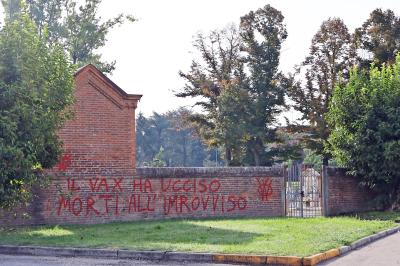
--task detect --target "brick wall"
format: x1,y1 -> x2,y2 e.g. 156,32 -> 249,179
0,65 -> 286,226
59,64 -> 141,176
323,167 -> 376,216
0,167 -> 285,226
0,64 -> 379,226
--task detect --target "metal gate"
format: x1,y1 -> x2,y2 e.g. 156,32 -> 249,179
285,163 -> 322,217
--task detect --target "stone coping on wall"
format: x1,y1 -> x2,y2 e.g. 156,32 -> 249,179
325,166 -> 348,176
47,167 -> 284,178
136,166 -> 284,178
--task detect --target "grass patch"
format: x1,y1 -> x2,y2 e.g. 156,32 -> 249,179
355,211 -> 400,222
0,216 -> 396,257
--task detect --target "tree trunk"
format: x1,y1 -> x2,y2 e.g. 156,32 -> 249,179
251,148 -> 261,166
322,156 -> 329,166
390,183 -> 400,211
182,135 -> 187,167
225,147 -> 232,166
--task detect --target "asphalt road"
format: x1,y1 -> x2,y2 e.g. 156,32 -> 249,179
0,254 -> 238,266
321,232 -> 400,266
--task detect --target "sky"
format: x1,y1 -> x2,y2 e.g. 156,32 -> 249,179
97,0 -> 400,117
1,1 -> 400,117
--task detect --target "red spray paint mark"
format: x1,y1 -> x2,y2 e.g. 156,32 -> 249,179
56,154 -> 72,171
256,177 -> 273,202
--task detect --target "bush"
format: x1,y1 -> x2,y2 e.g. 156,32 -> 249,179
327,55 -> 400,209
0,13 -> 74,208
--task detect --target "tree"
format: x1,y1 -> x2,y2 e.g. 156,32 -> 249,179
25,0 -> 64,43
269,130 -> 303,164
354,9 -> 400,69
176,25 -> 245,165
239,5 -> 287,166
135,112 -> 154,166
136,109 -> 214,167
177,5 -> 288,166
303,149 -> 323,171
2,0 -> 135,73
0,11 -> 75,208
164,108 -> 208,167
214,84 -> 251,165
327,55 -> 400,208
136,112 -> 169,166
287,18 -> 356,165
145,147 -> 167,167
1,0 -> 20,20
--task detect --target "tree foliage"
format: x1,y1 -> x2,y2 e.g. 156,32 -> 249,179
287,18 -> 356,164
136,109 -> 218,167
327,55 -> 400,208
176,25 -> 244,165
176,5 -> 287,166
215,83 -> 251,165
239,5 -> 287,166
355,8 -> 400,69
2,0 -> 135,73
145,146 -> 167,167
0,11 -> 75,208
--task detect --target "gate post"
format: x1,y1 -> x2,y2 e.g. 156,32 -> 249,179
282,165 -> 287,217
300,164 -> 304,217
321,165 -> 329,216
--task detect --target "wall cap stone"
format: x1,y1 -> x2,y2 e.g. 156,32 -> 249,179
136,167 -> 284,178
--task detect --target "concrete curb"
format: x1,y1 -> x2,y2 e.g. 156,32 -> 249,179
303,249 -> 340,266
0,226 -> 398,265
301,226 -> 400,265
340,226 -> 400,256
